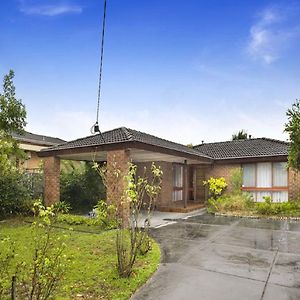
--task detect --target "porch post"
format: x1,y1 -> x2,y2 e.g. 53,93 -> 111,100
183,160 -> 188,208
106,149 -> 131,227
43,156 -> 60,206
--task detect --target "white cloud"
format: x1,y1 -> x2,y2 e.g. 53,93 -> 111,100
247,5 -> 299,64
26,105 -> 288,146
19,1 -> 82,16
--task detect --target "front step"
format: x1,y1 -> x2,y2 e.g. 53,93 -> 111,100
157,203 -> 205,213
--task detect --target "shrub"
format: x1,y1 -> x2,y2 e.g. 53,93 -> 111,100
203,177 -> 227,199
94,160 -> 163,278
254,197 -> 300,216
230,168 -> 243,194
0,170 -> 34,217
60,161 -> 105,213
56,202 -> 118,230
24,201 -> 69,300
207,192 -> 254,213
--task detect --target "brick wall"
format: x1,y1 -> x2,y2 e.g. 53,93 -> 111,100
106,149 -> 131,226
136,161 -> 173,208
288,168 -> 300,200
203,163 -> 241,194
43,156 -> 60,206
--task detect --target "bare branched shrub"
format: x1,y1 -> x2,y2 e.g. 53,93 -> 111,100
94,159 -> 162,277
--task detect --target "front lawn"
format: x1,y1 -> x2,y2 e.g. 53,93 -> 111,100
0,218 -> 160,300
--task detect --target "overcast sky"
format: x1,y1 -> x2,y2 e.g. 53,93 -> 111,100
1,0 -> 300,144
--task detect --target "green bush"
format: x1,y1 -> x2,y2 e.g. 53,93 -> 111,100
207,192 -> 253,213
203,177 -> 227,199
56,201 -> 118,230
230,168 -> 243,194
254,197 -> 300,216
0,171 -> 34,217
60,161 -> 105,213
207,191 -> 300,217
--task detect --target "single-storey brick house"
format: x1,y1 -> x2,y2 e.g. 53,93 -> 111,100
38,127 -> 300,214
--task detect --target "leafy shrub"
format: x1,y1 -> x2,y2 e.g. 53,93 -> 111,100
94,160 -> 163,278
254,197 -> 300,216
203,177 -> 227,199
230,168 -> 243,194
94,200 -> 119,229
0,171 -> 34,217
56,200 -> 118,230
60,161 -> 105,213
207,192 -> 254,213
208,191 -> 300,217
23,201 -> 69,300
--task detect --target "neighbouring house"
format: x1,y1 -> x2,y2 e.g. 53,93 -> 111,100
38,127 -> 300,216
12,131 -> 65,172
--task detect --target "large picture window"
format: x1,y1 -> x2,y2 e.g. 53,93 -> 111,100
242,162 -> 288,202
173,164 -> 183,201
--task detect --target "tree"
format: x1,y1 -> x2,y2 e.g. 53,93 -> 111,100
284,99 -> 300,171
0,70 -> 27,173
232,129 -> 248,140
0,70 -> 26,136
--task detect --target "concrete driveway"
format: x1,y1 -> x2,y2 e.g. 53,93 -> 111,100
132,213 -> 300,300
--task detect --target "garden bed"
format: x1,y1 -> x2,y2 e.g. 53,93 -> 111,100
0,218 -> 160,300
214,211 -> 300,221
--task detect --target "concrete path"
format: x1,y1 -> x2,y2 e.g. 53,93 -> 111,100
132,214 -> 300,300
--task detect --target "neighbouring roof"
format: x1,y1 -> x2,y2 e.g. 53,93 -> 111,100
194,138 -> 289,160
40,127 -> 212,160
12,131 -> 66,146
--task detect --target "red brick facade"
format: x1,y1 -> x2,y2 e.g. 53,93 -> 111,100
106,149 -> 131,226
42,151 -> 300,221
136,161 -> 173,209
43,156 -> 60,206
204,163 -> 241,194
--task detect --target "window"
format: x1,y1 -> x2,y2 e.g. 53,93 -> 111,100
256,163 -> 272,188
243,164 -> 256,187
173,165 -> 183,201
242,162 -> 288,203
273,162 -> 288,187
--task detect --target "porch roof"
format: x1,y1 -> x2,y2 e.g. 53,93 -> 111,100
38,127 -> 213,163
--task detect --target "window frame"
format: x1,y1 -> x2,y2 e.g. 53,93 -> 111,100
172,163 -> 184,202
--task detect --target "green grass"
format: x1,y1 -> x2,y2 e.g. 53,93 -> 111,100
0,219 -> 160,300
